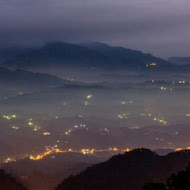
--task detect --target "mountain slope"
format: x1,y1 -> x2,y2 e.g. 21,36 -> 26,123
0,67 -> 74,101
1,42 -> 171,70
55,149 -> 190,190
3,153 -> 103,190
0,67 -> 70,87
0,47 -> 33,63
2,42 -> 110,69
168,57 -> 190,65
80,42 -> 170,68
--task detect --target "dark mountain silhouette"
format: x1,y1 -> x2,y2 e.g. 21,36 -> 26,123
0,47 -> 33,63
168,57 -> 190,65
80,42 -> 170,68
3,152 -> 104,190
154,149 -> 174,156
0,67 -> 76,101
55,149 -> 190,190
1,42 -> 110,69
1,42 -> 172,70
0,169 -> 27,190
0,67 -> 71,87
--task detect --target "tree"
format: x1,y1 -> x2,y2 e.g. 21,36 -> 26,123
143,163 -> 190,190
0,169 -> 27,190
143,183 -> 166,190
167,164 -> 190,190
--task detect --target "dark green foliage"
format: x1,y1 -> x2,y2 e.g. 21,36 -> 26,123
55,149 -> 190,190
167,164 -> 190,190
142,163 -> 190,190
143,183 -> 166,190
0,169 -> 27,190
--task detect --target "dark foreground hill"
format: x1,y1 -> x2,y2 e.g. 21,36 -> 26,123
55,149 -> 190,190
143,163 -> 190,190
0,169 -> 27,190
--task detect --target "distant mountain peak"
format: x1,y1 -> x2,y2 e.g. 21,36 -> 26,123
78,42 -> 111,48
0,41 -> 172,70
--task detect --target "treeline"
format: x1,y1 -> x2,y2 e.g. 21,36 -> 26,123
55,149 -> 190,190
143,163 -> 190,190
0,169 -> 27,190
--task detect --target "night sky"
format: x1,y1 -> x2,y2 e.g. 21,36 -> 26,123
0,0 -> 190,57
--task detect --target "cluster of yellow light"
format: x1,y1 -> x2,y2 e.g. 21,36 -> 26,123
104,128 -> 109,132
186,114 -> 190,117
118,113 -> 131,119
2,114 -> 16,120
26,119 -> 41,132
141,113 -> 152,117
43,132 -> 51,136
150,62 -> 157,66
4,157 -> 16,163
124,148 -> 131,152
3,147 -> 132,163
86,95 -> 93,99
68,149 -> 73,152
117,112 -> 168,125
65,124 -> 86,136
160,87 -> 173,91
112,147 -> 119,152
8,146 -> 190,163
28,122 -> 33,126
3,115 -> 11,120
29,148 -> 64,161
153,118 -> 167,125
176,148 -> 183,151
84,94 -> 93,106
65,129 -> 72,135
81,149 -> 95,155
121,101 -> 133,105
33,126 -> 41,132
176,147 -> 190,152
12,126 -> 19,130
161,86 -> 167,91
118,112 -> 151,119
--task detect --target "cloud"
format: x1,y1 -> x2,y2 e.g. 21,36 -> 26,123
0,0 -> 190,56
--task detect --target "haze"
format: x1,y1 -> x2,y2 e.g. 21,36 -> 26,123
1,0 -> 190,57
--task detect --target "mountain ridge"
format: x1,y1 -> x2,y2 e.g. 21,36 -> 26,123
0,42 -> 172,70
55,149 -> 190,190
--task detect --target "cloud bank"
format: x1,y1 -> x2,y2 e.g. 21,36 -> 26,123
0,0 -> 190,57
